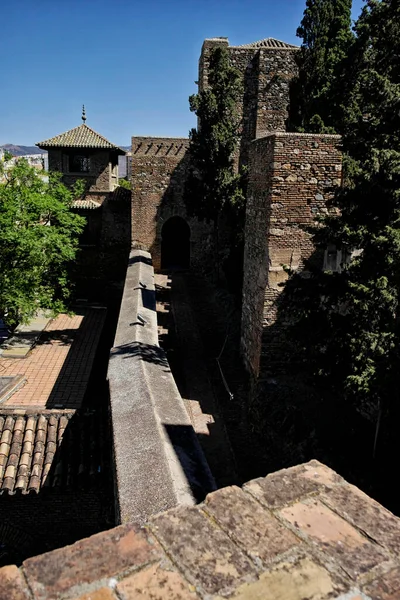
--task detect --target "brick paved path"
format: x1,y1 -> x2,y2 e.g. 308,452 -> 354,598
0,309 -> 106,409
155,272 -> 238,488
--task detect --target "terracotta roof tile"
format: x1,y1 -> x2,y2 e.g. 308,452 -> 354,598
37,124 -> 126,153
72,198 -> 102,210
0,410 -> 104,494
236,37 -> 299,49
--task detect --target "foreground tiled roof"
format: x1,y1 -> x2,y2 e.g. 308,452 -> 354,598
3,460 -> 400,599
236,37 -> 299,49
37,124 -> 126,153
0,410 -> 104,494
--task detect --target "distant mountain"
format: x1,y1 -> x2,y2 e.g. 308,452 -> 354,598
1,144 -> 46,156
2,144 -> 130,156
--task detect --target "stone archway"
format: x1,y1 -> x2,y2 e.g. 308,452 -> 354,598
161,216 -> 191,269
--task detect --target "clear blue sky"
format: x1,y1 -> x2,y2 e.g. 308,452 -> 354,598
1,0 -> 364,146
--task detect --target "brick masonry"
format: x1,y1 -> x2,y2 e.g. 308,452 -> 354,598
241,132 -> 342,378
130,37 -> 299,275
130,137 -> 214,272
2,460 -> 400,599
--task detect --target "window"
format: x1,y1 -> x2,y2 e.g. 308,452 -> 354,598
324,244 -> 340,272
69,153 -> 90,173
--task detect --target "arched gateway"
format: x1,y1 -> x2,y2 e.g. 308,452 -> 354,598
161,216 -> 191,269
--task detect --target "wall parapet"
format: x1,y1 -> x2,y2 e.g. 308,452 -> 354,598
107,250 -> 215,524
241,132 -> 343,379
4,460 -> 400,600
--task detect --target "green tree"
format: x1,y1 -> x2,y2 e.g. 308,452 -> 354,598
185,46 -> 245,221
118,177 -> 131,190
0,158 -> 85,326
285,0 -> 400,450
290,0 -> 354,132
185,46 -> 246,281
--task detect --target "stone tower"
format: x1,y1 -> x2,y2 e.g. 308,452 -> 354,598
37,110 -> 126,206
198,37 -> 299,164
37,112 -> 130,301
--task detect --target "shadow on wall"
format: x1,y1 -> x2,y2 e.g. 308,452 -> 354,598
141,152 -> 217,274
161,216 -> 191,270
70,186 -> 132,303
110,341 -> 169,370
163,424 -> 217,501
247,236 -> 400,516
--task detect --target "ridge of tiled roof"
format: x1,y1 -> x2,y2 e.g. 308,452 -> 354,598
236,37 -> 299,49
36,124 -> 126,153
71,198 -> 102,210
0,410 -> 104,494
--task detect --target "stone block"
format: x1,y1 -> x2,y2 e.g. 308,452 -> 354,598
243,460 -> 343,509
280,500 -> 388,579
204,485 -> 300,565
0,565 -> 31,600
214,556 -> 347,600
363,566 -> 400,599
117,564 -> 199,599
71,588 -> 116,600
320,484 -> 400,556
23,523 -> 161,600
150,506 -> 256,595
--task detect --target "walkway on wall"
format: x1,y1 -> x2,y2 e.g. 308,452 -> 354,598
156,272 -> 239,488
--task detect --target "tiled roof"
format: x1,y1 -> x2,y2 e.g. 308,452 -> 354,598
36,124 -> 126,154
71,198 -> 102,210
236,37 -> 299,49
0,411 -> 104,494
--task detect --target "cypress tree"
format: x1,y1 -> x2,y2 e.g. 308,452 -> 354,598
185,46 -> 245,223
285,0 -> 400,450
290,0 -> 354,132
185,46 -> 246,283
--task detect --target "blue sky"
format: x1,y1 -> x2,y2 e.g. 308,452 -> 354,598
1,0 -> 365,146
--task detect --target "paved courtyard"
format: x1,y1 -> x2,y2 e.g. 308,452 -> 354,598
0,308 -> 106,409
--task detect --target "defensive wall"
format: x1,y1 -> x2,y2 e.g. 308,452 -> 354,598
3,460 -> 400,599
107,249 -> 215,524
130,137 -> 217,272
241,132 -> 342,380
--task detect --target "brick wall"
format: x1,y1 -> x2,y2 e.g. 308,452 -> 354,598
131,137 -> 214,272
0,489 -> 112,566
71,188 -> 131,303
241,132 -> 342,379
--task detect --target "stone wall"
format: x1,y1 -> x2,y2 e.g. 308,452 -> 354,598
0,489 -> 111,566
241,132 -> 342,379
107,250 -> 215,524
131,137 -> 214,272
48,149 -> 119,201
71,187 -> 131,303
198,38 -> 298,166
4,460 -> 400,600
